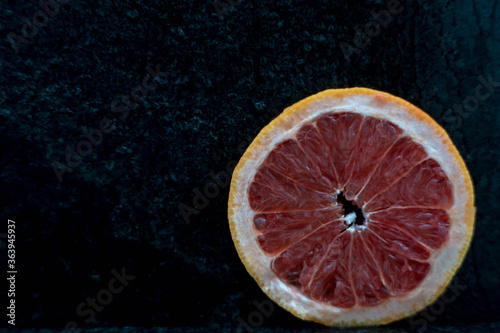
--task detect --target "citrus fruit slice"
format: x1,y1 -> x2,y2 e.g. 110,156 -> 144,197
228,88 -> 475,326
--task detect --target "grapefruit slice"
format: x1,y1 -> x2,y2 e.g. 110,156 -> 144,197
228,88 -> 475,326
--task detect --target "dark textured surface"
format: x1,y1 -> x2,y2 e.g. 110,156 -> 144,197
3,322 -> 500,333
0,0 -> 499,331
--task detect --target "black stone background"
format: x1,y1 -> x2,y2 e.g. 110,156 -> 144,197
0,0 -> 499,332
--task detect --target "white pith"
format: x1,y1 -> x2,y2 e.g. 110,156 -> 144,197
229,89 -> 475,326
344,212 -> 357,226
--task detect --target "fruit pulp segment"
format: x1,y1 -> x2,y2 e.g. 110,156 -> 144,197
248,112 -> 453,308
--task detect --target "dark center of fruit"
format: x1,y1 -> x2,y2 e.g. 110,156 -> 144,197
337,191 -> 365,226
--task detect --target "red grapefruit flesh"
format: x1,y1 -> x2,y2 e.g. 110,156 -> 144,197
249,112 -> 451,308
